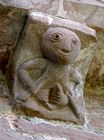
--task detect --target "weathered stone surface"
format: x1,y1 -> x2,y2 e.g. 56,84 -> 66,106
0,117 -> 11,129
13,118 -> 104,140
0,4 -> 27,74
2,0 -> 83,25
86,97 -> 103,115
86,8 -> 104,29
1,0 -> 104,24
0,0 -> 103,99
85,95 -> 104,107
70,0 -> 104,7
89,115 -> 104,131
0,116 -> 104,140
0,86 -> 3,96
0,117 -> 33,140
85,95 -> 104,132
0,127 -> 33,140
0,0 -> 103,139
85,29 -> 104,95
0,3 -> 28,107
0,98 -> 11,114
28,12 -> 96,43
53,1 -> 104,97
68,1 -> 104,95
87,106 -> 104,115
12,12 -> 96,125
0,97 -> 103,140
1,0 -> 102,97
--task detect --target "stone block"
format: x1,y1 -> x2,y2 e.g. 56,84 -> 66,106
13,118 -> 104,140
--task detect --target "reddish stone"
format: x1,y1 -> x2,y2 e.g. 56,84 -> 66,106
0,117 -> 11,129
0,127 -> 32,140
85,96 -> 104,117
86,106 -> 104,115
0,117 -> 32,140
13,118 -> 104,140
89,115 -> 104,131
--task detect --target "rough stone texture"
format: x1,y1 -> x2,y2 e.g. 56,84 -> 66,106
68,1 -> 104,96
85,95 -> 104,132
0,98 -> 10,114
85,29 -> 104,95
9,118 -> 104,140
1,0 -> 104,22
86,95 -> 104,108
1,0 -> 103,97
0,0 -> 103,139
0,117 -> 10,128
12,12 -> 96,125
89,115 -> 104,131
0,116 -> 104,140
0,85 -> 3,96
0,4 -> 27,74
70,0 -> 104,7
0,95 -> 103,140
0,118 -> 33,140
0,129 -> 32,140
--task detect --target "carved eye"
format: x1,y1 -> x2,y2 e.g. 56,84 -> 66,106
50,33 -> 63,42
72,38 -> 79,45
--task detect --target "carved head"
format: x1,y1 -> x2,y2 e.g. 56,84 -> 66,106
41,27 -> 81,65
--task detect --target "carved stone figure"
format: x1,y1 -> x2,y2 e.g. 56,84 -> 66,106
17,27 -> 82,118
0,4 -> 97,125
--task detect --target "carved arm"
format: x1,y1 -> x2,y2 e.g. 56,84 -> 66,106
17,58 -> 48,93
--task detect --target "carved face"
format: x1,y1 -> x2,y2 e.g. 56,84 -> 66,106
41,27 -> 81,65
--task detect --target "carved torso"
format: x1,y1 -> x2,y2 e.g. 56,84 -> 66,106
44,62 -> 70,83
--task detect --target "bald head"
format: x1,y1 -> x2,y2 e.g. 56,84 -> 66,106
41,27 -> 81,64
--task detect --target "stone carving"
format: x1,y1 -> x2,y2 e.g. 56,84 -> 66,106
17,27 -> 81,118
3,11 -> 96,125
11,11 -> 97,125
0,2 -> 98,126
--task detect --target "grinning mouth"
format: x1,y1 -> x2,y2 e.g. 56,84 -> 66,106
58,48 -> 70,55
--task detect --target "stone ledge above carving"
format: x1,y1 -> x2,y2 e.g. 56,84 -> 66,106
29,11 -> 97,47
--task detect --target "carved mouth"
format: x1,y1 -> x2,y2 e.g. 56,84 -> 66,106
58,49 -> 70,55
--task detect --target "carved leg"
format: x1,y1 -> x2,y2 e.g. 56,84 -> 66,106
67,93 -> 81,117
36,90 -> 57,111
67,93 -> 84,124
62,85 -> 82,118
